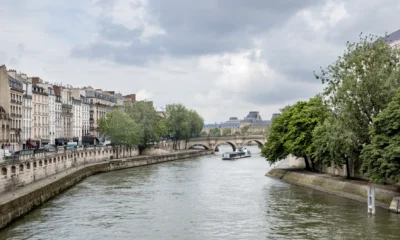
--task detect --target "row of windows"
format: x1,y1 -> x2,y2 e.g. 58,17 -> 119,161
33,94 -> 48,103
11,93 -> 22,102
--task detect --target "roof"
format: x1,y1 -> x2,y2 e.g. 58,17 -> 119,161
387,29 -> 400,44
250,120 -> 270,127
244,111 -> 262,120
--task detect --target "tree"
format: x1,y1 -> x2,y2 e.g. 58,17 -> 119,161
165,104 -> 190,149
98,110 -> 142,146
315,34 -> 400,165
312,115 -> 359,178
222,128 -> 232,136
281,96 -> 328,171
360,88 -> 400,184
153,120 -> 169,140
261,111 -> 289,165
261,96 -> 328,170
209,127 -> 221,137
124,101 -> 160,152
188,110 -> 204,137
241,126 -> 250,135
200,131 -> 208,137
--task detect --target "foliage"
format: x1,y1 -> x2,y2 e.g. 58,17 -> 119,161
200,131 -> 208,137
222,128 -> 232,136
241,125 -> 250,135
98,110 -> 142,146
262,96 -> 328,169
124,101 -> 162,147
188,110 -> 204,137
209,127 -> 221,137
165,104 -> 190,141
312,114 -> 360,178
360,89 -> 400,184
315,34 -> 400,160
261,111 -> 289,165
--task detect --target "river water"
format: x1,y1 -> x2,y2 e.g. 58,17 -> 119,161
1,145 -> 400,240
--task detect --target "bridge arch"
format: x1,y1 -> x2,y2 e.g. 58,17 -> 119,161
188,144 -> 209,150
214,141 -> 237,152
241,140 -> 264,148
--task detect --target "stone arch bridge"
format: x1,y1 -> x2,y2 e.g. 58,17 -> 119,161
185,135 -> 266,151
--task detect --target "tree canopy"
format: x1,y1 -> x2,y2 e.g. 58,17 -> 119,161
124,101 -> 165,148
262,96 -> 328,170
316,34 -> 400,156
98,110 -> 142,146
360,88 -> 400,184
222,128 -> 232,136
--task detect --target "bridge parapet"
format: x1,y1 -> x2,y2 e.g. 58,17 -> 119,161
186,135 -> 266,151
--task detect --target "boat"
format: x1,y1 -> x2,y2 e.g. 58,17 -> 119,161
222,147 -> 251,160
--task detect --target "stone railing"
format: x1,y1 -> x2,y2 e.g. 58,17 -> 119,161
0,145 -> 139,194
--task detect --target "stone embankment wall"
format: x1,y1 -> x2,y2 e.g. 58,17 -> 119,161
0,150 -> 211,229
267,169 -> 399,209
0,146 -> 138,194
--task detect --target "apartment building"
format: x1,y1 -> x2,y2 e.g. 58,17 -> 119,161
84,87 -> 117,137
31,78 -> 49,147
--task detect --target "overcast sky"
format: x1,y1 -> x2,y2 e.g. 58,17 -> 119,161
0,0 -> 399,123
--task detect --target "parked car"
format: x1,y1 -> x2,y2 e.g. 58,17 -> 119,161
0,149 -> 12,159
43,145 -> 57,152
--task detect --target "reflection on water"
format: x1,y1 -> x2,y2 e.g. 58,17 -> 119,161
1,145 -> 400,240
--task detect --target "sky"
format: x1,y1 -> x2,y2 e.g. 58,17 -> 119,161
0,0 -> 399,123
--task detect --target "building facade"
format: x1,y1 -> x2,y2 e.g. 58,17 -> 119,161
31,83 -> 49,147
61,88 -> 73,139
81,96 -> 90,137
8,74 -> 24,151
53,86 -> 63,141
202,111 -> 272,136
72,98 -> 82,143
84,87 -> 116,137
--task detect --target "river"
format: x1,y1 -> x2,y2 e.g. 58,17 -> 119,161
1,145 -> 400,240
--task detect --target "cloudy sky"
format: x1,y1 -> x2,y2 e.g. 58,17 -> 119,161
0,0 -> 399,123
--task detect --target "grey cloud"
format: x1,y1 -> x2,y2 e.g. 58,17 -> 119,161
71,0 -> 320,64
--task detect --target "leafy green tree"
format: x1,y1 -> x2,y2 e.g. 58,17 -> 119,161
312,115 -> 359,178
315,34 -> 400,165
124,101 -> 161,152
241,125 -> 250,135
262,96 -> 328,170
261,111 -> 289,165
222,128 -> 232,136
165,104 -> 190,149
360,88 -> 400,184
200,131 -> 208,137
153,120 -> 169,140
209,127 -> 221,137
188,110 -> 204,137
98,110 -> 142,146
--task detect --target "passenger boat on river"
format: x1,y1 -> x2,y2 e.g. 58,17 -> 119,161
222,147 -> 251,160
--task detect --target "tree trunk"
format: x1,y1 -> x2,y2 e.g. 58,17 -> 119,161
345,157 -> 351,179
310,157 -> 316,172
138,145 -> 145,155
303,155 -> 311,171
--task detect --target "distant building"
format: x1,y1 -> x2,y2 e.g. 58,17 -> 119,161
388,29 -> 400,48
202,111 -> 276,135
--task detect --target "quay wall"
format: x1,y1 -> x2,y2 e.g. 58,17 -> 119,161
267,169 -> 399,209
0,146 -> 138,194
0,150 -> 212,229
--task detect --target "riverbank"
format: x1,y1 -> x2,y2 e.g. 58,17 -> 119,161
0,150 -> 212,229
267,168 -> 400,212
